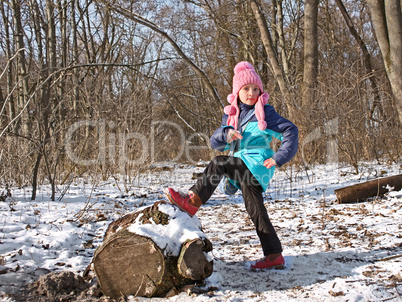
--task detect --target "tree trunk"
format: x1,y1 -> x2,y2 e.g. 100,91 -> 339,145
71,0 -> 80,114
93,201 -> 213,299
46,0 -> 57,72
249,0 -> 295,120
335,0 -> 383,121
57,0 -> 67,139
302,0 -> 318,110
366,0 -> 402,125
335,174 -> 402,204
11,0 -> 29,134
31,152 -> 42,201
0,3 -> 16,122
276,0 -> 289,76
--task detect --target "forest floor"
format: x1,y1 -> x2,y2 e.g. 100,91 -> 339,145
0,161 -> 401,301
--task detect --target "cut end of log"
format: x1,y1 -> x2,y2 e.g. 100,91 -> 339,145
178,238 -> 213,280
93,234 -> 164,298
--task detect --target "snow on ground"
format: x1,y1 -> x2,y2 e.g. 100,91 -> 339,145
0,161 -> 401,301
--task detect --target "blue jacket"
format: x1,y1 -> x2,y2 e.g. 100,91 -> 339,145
210,102 -> 299,191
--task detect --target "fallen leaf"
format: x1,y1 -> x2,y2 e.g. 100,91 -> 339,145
329,290 -> 344,296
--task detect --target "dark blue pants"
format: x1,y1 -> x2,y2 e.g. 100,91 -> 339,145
190,155 -> 282,256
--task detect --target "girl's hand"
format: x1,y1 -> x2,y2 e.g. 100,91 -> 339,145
227,129 -> 243,143
263,158 -> 277,169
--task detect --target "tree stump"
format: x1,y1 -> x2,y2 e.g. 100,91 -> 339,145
93,201 -> 213,299
335,174 -> 402,203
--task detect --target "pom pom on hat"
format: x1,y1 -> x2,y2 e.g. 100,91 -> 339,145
224,105 -> 236,116
227,93 -> 236,104
233,61 -> 255,73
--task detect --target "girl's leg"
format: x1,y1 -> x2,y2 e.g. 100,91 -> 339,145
238,180 -> 282,256
190,155 -> 282,255
189,155 -> 249,202
165,155 -> 240,215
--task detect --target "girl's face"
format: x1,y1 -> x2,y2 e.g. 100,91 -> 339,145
238,84 -> 260,105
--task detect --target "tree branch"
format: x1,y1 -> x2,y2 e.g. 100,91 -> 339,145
98,1 -> 224,108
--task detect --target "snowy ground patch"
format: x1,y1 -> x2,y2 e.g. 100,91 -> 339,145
0,162 -> 401,301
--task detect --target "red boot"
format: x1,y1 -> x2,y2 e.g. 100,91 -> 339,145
164,188 -> 203,217
251,254 -> 285,271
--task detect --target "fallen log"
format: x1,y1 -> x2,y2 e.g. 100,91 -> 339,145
335,174 -> 402,204
93,201 -> 213,299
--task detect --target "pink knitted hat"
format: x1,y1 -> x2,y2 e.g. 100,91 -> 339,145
224,61 -> 269,130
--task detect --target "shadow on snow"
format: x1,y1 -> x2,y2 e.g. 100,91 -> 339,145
209,247 -> 400,292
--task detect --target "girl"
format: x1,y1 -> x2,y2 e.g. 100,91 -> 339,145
165,61 -> 298,270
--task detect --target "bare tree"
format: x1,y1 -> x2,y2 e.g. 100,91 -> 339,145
249,0 -> 295,120
0,0 -> 400,193
99,1 -> 224,107
366,0 -> 402,125
0,2 -> 15,122
302,0 -> 318,111
11,0 -> 29,134
335,0 -> 383,121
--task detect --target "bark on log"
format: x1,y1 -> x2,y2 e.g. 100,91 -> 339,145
335,174 -> 402,204
93,201 -> 213,299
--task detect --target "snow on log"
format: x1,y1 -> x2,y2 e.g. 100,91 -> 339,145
335,174 -> 402,204
92,201 -> 213,299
